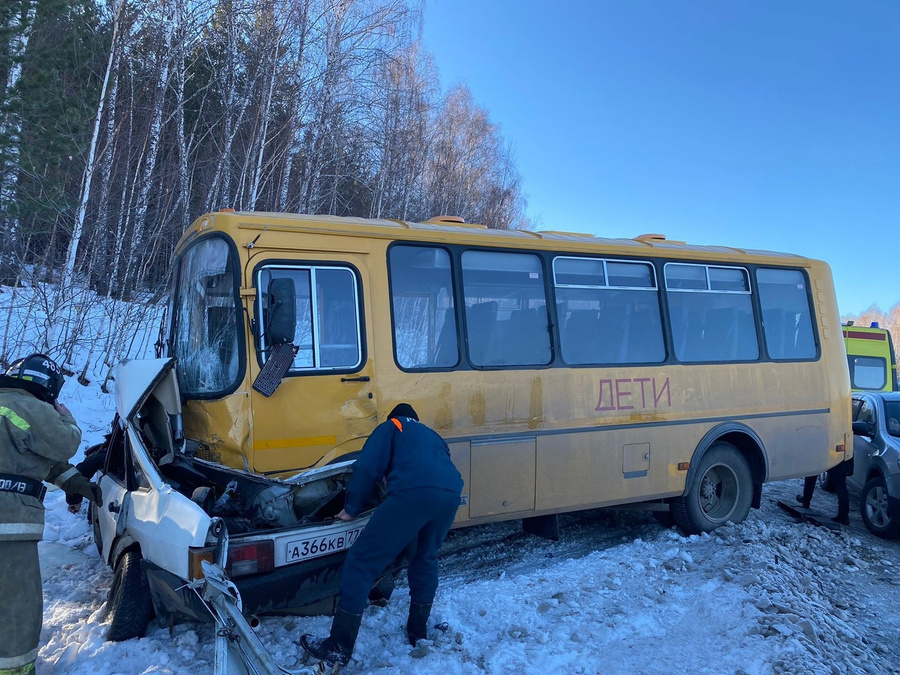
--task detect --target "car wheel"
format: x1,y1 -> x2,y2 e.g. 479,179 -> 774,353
860,476 -> 900,539
671,442 -> 753,535
105,550 -> 154,641
817,471 -> 835,493
368,573 -> 396,607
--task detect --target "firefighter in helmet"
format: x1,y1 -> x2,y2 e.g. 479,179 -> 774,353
0,354 -> 102,675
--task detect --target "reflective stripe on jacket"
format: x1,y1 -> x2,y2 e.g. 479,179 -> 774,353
0,388 -> 82,541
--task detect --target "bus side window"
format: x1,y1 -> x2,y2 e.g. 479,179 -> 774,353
674,308 -> 705,362
627,307 -> 666,363
666,263 -> 758,363
554,257 -> 664,365
562,309 -> 601,363
762,308 -> 787,356
788,312 -> 814,358
597,303 -> 629,363
433,309 -> 459,367
757,268 -> 816,360
502,306 -> 550,365
466,301 -> 498,366
704,307 -> 737,360
389,245 -> 456,370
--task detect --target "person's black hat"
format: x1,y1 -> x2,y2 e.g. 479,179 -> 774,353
388,403 -> 418,421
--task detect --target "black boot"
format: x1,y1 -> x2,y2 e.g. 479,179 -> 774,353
832,513 -> 850,526
795,494 -> 811,509
407,601 -> 432,646
301,608 -> 363,667
796,476 -> 816,509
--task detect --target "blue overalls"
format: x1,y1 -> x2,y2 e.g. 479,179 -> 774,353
337,416 -> 464,614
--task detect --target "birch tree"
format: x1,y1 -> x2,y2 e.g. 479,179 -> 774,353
48,0 -> 126,349
0,1 -> 37,286
121,4 -> 174,298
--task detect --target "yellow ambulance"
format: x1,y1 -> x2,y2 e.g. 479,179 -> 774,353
843,322 -> 899,392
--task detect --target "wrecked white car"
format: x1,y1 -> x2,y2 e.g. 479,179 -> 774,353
92,358 -> 399,641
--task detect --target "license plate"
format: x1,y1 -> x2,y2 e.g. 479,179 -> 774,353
285,525 -> 364,563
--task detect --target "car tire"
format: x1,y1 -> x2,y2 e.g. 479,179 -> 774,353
105,550 -> 154,642
671,442 -> 753,535
368,573 -> 396,606
860,476 -> 900,539
818,471 -> 835,493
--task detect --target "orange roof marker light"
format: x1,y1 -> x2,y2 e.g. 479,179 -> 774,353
635,233 -> 666,242
220,208 -> 236,213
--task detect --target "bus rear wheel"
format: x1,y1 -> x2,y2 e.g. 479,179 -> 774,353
672,442 -> 752,535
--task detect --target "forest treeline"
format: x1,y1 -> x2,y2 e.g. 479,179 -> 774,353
0,0 -> 529,369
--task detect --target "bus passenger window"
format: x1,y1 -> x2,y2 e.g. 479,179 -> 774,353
389,246 -> 458,369
465,301 -> 498,365
461,251 -> 551,367
256,265 -> 362,372
666,263 -> 759,363
553,257 -> 664,365
757,268 -> 816,360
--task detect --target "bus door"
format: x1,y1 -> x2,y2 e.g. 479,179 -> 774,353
248,256 -> 377,474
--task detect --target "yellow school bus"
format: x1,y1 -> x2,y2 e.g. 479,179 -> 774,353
160,211 -> 851,535
842,322 -> 899,392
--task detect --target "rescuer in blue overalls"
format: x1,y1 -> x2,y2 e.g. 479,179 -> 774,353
301,403 -> 463,667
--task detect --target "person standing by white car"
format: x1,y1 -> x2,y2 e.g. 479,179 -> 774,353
0,354 -> 101,675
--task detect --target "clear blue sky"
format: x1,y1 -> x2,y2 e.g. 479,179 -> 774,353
421,0 -> 899,318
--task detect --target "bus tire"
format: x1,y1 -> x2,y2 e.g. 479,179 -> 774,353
860,476 -> 900,539
671,442 -> 753,535
105,550 -> 154,642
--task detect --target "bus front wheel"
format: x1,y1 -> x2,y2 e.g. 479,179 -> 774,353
672,442 -> 753,535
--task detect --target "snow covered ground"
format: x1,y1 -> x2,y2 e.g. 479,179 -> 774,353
31,377 -> 900,675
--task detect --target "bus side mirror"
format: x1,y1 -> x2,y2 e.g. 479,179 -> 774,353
852,420 -> 870,436
267,278 -> 296,345
253,278 -> 299,398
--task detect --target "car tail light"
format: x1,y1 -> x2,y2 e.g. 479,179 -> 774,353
188,540 -> 275,579
227,541 -> 275,577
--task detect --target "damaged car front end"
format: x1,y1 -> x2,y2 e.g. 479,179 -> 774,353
93,358 -> 398,642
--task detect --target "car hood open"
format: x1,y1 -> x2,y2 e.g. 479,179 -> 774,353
115,357 -> 177,422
